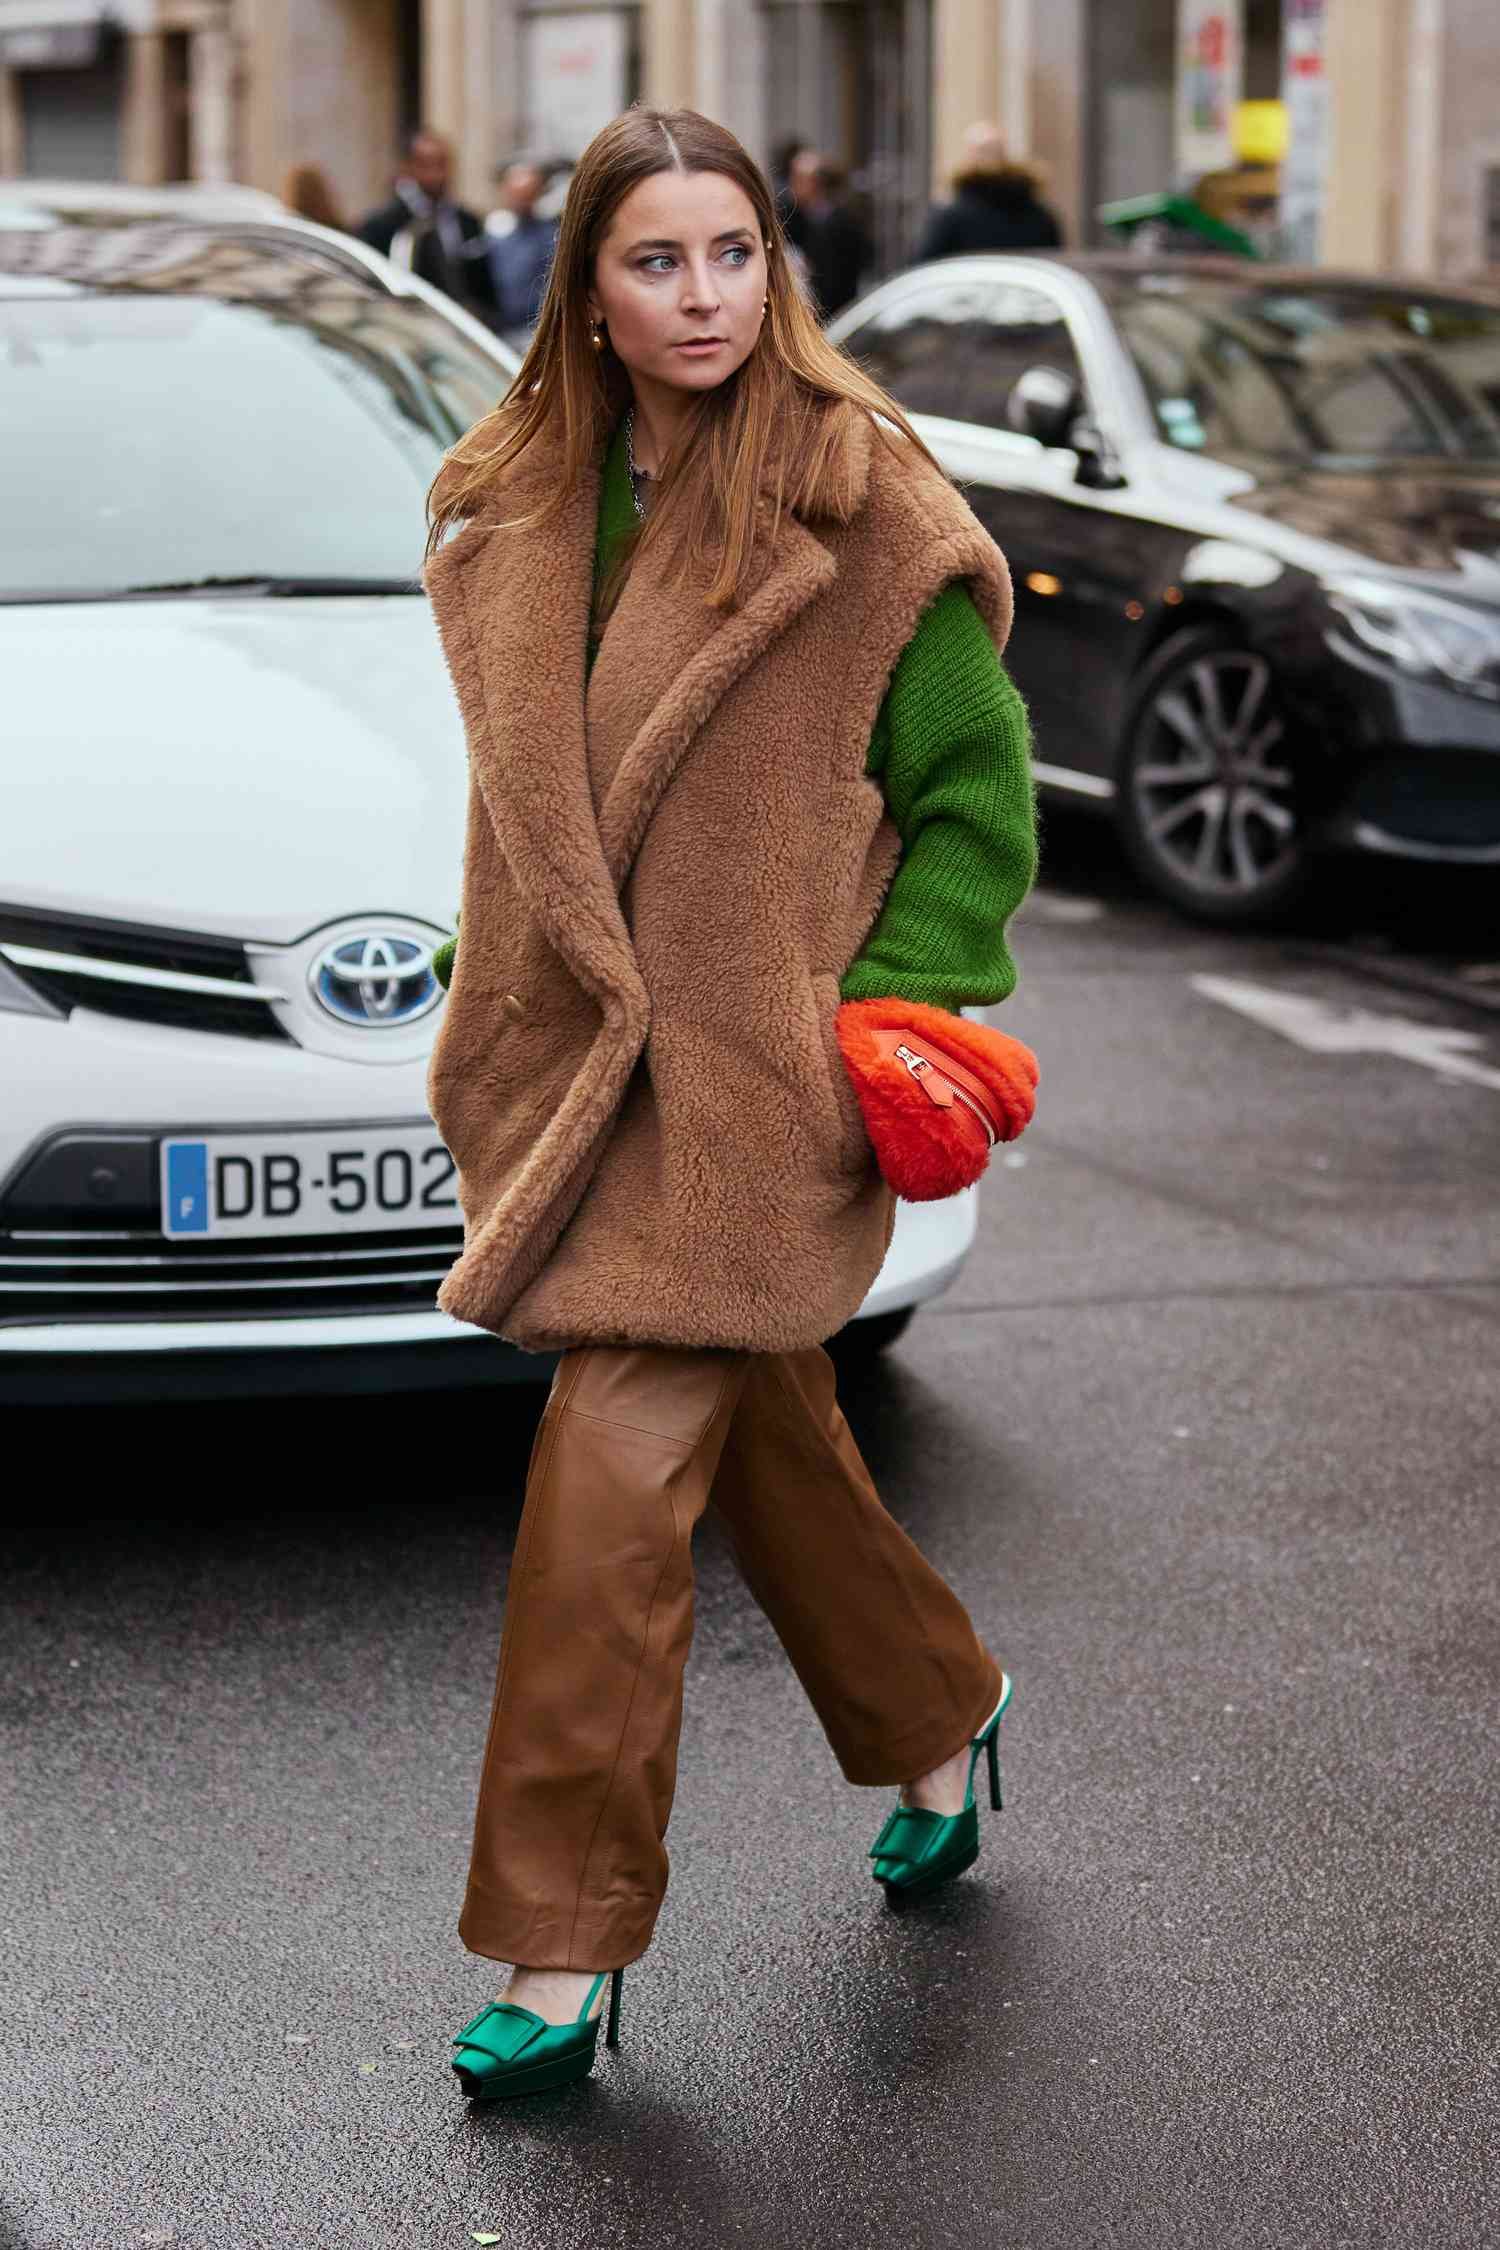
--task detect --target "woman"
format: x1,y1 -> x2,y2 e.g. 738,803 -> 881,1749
279,161 -> 348,233
422,105 -> 1040,2101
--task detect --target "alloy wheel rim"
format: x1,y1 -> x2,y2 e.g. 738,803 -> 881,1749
1132,653 -> 1298,896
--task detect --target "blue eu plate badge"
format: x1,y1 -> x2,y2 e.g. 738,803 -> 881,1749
162,1140 -> 209,1237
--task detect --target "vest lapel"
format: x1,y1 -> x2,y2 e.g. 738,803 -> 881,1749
587,413 -> 874,887
587,508 -> 837,890
421,437 -> 644,1019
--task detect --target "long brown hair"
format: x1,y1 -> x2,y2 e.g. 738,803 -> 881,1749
280,162 -> 347,232
424,105 -> 945,615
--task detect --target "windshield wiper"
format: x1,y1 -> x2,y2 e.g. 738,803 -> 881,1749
0,574 -> 422,604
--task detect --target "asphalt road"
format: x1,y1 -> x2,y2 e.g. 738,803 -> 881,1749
4,822 -> 1497,2250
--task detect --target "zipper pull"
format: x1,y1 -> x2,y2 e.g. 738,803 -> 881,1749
894,1041 -> 955,1108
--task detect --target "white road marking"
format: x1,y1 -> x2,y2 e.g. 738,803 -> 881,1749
1019,888 -> 1106,924
1191,973 -> 1500,1093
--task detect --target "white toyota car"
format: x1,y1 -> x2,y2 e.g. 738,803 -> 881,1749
0,187 -> 981,1405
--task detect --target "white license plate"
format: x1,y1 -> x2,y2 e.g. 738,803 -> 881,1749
159,1125 -> 457,1240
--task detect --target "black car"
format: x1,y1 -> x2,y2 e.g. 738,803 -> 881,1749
829,255 -> 1500,923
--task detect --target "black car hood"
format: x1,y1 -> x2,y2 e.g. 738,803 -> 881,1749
1225,461 -> 1500,596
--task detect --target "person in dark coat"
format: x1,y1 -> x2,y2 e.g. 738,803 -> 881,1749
482,160 -> 561,341
770,135 -> 806,232
782,149 -> 873,321
357,129 -> 496,321
916,123 -> 1063,261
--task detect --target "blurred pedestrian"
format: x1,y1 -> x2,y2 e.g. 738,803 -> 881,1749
423,102 -> 1039,2101
280,162 -> 347,233
482,159 -> 561,341
916,123 -> 1062,261
770,134 -> 806,231
356,129 -> 496,320
782,148 -> 872,320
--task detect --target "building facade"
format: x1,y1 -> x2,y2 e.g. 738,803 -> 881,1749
1,0 -> 1496,283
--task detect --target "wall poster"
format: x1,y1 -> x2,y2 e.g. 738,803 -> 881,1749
525,11 -> 629,161
1175,0 -> 1245,183
1279,0 -> 1329,263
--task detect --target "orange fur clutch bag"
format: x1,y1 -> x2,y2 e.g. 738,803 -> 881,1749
834,997 -> 1039,1201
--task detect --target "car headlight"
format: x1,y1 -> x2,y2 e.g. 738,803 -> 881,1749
1325,577 -> 1500,702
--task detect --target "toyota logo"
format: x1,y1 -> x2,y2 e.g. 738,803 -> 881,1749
308,931 -> 442,1027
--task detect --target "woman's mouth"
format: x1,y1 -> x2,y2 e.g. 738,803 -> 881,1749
673,338 -> 726,354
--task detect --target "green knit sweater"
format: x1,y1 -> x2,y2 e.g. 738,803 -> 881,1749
432,419 -> 1038,1004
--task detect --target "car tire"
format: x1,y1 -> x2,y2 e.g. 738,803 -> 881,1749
1116,625 -> 1313,927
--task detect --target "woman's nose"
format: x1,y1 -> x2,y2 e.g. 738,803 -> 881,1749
680,262 -> 720,311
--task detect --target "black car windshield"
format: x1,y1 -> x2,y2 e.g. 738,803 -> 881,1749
0,287 -> 506,599
1110,276 -> 1500,465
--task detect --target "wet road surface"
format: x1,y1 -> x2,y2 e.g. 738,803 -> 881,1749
4,828 -> 1497,2249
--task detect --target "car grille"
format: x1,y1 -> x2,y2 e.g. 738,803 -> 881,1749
0,903 -> 290,1042
0,1221 -> 462,1326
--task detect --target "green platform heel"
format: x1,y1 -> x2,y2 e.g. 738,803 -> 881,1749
451,1967 -> 623,2099
869,1673 -> 1012,1904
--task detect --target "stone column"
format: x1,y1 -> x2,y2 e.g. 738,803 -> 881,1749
423,0 -> 465,143
998,0 -> 1034,159
932,0 -> 1000,192
189,14 -> 235,185
643,0 -> 696,110
0,64 -> 23,176
1398,0 -> 1445,273
1027,0 -> 1086,244
121,26 -> 170,186
232,0 -> 287,197
421,0 -> 497,210
1321,0 -> 1404,270
695,0 -> 766,160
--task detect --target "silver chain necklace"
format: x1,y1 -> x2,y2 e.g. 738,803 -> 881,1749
624,405 -> 650,522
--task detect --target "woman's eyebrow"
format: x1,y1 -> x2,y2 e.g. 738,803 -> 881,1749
623,228 -> 755,254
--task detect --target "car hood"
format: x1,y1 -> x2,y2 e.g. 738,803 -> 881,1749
1223,461 -> 1500,599
2,595 -> 468,942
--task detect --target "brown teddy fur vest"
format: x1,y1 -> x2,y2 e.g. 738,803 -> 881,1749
422,407 -> 1013,1353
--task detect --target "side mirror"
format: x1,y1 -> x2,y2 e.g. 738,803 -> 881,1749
1067,418 -> 1127,490
1005,365 -> 1082,449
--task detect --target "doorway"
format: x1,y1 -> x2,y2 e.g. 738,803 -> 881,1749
17,23 -> 125,179
762,0 -> 932,286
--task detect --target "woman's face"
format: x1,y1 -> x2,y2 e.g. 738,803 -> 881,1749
587,169 -> 767,399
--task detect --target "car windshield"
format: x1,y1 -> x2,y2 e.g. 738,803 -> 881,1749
1110,276 -> 1500,465
0,286 -> 506,599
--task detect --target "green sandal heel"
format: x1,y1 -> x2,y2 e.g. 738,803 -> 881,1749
869,1673 -> 1012,1905
451,1966 -> 623,2099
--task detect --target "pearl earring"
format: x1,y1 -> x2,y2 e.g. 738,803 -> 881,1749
590,321 -> 604,351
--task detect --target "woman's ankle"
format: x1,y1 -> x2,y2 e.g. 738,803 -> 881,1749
501,1964 -> 606,2026
900,1741 -> 970,1816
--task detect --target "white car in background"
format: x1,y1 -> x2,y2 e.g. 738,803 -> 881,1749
0,189 -> 980,1405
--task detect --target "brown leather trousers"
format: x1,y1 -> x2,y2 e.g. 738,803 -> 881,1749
459,1341 -> 1005,1971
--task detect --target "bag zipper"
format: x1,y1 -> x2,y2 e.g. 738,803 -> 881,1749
893,1042 -> 998,1148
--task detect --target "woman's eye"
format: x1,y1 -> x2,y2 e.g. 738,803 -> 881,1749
637,247 -> 752,274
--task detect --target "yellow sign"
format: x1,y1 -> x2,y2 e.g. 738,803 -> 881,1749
1233,99 -> 1289,166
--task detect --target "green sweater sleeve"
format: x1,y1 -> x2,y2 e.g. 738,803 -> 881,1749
839,581 -> 1038,1009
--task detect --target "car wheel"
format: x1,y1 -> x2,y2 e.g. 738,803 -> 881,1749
1117,627 -> 1311,926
